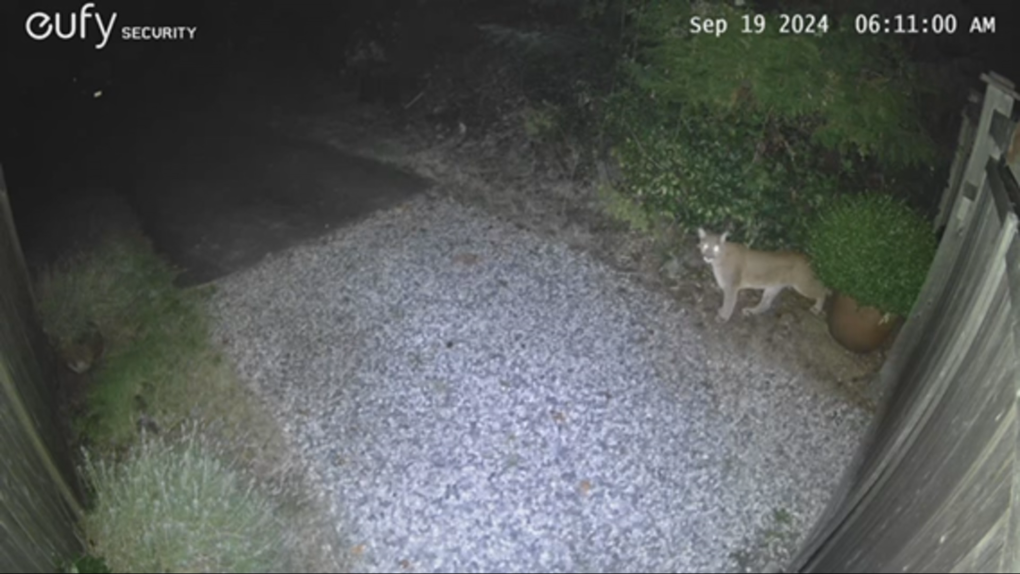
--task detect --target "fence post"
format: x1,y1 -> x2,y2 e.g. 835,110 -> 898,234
0,162 -> 84,571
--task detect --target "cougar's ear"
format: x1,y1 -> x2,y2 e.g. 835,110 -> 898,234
697,227 -> 706,239
720,231 -> 729,243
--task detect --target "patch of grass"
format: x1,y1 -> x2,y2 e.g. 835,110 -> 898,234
36,229 -> 348,572
522,102 -> 560,142
35,232 -> 187,449
35,232 -> 248,454
35,231 -> 175,354
596,182 -> 656,234
80,429 -> 291,573
59,554 -> 111,573
731,507 -> 801,571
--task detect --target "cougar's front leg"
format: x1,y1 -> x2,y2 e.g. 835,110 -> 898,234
718,285 -> 739,322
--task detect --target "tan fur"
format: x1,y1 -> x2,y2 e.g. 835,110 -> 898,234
697,228 -> 828,323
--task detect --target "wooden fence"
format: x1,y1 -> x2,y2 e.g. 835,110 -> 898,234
789,72 -> 1020,573
0,165 -> 83,572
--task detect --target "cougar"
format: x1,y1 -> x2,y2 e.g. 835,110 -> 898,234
697,228 -> 828,323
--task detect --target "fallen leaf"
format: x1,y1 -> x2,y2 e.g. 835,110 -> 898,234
453,252 -> 481,266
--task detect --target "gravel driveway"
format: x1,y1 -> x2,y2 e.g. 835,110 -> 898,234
207,193 -> 870,573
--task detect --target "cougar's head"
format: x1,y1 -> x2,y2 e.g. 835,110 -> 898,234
697,228 -> 728,264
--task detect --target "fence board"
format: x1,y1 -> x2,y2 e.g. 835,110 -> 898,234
791,72 -> 1020,573
0,165 -> 82,572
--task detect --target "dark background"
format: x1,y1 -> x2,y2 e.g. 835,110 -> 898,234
1,0 -> 1017,265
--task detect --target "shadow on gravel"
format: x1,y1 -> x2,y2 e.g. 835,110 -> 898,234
116,112 -> 431,286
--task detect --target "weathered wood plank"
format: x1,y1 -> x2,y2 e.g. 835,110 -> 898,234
793,74 -> 1020,573
0,165 -> 82,571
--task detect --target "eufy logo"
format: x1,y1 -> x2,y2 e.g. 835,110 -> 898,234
25,3 -> 118,50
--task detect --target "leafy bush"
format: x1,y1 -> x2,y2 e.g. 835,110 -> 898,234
80,430 -> 291,573
604,91 -> 837,249
593,0 -> 936,249
596,182 -> 657,233
60,554 -> 111,573
807,193 -> 937,317
625,1 -> 935,168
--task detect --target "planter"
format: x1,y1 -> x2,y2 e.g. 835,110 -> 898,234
827,292 -> 898,354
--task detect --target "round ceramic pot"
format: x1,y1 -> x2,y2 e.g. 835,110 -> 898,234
827,292 -> 897,354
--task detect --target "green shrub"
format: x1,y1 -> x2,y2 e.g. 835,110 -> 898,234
592,0 -> 935,249
604,91 -> 837,249
35,232 -> 177,354
624,1 -> 935,168
35,233 -> 233,453
596,181 -> 657,233
60,554 -> 111,573
807,193 -> 937,317
80,430 -> 291,573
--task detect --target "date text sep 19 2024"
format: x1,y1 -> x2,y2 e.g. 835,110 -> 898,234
689,13 -> 997,37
